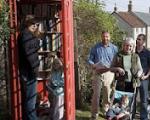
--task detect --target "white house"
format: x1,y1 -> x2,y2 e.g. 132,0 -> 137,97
112,0 -> 150,48
112,11 -> 146,40
133,12 -> 150,48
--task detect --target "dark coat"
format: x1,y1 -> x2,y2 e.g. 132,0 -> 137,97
18,28 -> 40,78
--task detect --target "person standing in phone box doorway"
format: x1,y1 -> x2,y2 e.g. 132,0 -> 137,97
18,15 -> 40,120
88,31 -> 118,120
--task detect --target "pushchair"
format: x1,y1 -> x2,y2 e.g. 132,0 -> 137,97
106,80 -> 137,120
147,93 -> 150,119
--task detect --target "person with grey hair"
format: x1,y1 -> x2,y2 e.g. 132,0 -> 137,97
136,34 -> 150,120
121,37 -> 136,53
105,37 -> 143,119
110,37 -> 143,92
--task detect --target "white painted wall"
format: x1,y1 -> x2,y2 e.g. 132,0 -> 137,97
113,13 -> 133,38
113,13 -> 146,44
133,27 -> 146,41
146,26 -> 150,48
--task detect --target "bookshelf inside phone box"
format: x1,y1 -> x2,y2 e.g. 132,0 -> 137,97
19,2 -> 62,100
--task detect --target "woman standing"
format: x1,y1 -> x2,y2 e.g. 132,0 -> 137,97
18,15 -> 40,120
110,37 -> 143,92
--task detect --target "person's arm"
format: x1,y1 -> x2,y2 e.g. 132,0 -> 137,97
110,54 -> 125,75
94,66 -> 109,73
87,47 -> 104,71
140,69 -> 150,80
95,63 -> 125,75
109,67 -> 125,75
93,46 -> 118,73
141,51 -> 150,80
89,61 -> 109,74
136,55 -> 143,78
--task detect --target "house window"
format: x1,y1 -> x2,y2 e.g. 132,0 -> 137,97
136,28 -> 139,33
141,28 -> 143,33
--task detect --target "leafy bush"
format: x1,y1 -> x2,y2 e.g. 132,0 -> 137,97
74,0 -> 125,106
0,0 -> 10,43
0,0 -> 10,119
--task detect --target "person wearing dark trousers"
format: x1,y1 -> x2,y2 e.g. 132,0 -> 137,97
136,34 -> 150,120
18,15 -> 40,120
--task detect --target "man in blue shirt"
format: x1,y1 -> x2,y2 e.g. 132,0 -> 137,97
88,31 -> 118,120
136,34 -> 150,120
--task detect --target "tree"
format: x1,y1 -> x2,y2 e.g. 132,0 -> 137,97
74,0 -> 124,107
0,0 -> 10,119
0,0 -> 10,43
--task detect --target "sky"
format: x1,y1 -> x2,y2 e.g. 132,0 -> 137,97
102,0 -> 150,13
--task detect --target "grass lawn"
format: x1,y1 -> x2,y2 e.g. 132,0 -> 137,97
76,109 -> 105,120
76,110 -> 91,120
76,104 -> 105,120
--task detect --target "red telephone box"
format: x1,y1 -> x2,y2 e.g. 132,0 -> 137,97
8,0 -> 75,120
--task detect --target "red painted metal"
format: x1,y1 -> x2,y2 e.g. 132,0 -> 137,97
18,0 -> 61,4
8,0 -> 22,119
62,0 -> 75,120
37,80 -> 48,100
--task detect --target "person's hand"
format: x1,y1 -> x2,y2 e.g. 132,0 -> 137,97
92,64 -> 107,70
111,67 -> 125,75
140,73 -> 149,80
116,67 -> 125,75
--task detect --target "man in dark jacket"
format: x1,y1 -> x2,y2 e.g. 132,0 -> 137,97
136,34 -> 150,120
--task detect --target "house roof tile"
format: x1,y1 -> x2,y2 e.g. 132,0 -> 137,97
134,12 -> 150,25
117,12 -> 145,27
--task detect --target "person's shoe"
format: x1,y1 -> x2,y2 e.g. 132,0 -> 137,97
101,104 -> 110,116
104,104 -> 110,112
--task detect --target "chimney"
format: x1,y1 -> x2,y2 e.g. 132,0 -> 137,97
128,0 -> 132,12
114,3 -> 117,12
